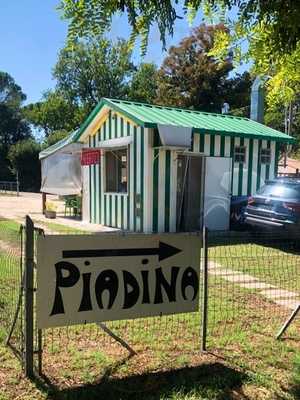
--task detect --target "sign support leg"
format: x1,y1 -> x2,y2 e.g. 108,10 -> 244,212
25,215 -> 34,378
276,304 -> 300,340
97,323 -> 136,355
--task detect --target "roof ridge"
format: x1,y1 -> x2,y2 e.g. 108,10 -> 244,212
104,97 -> 249,121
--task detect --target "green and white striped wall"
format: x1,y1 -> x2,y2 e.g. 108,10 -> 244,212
84,111 -> 280,233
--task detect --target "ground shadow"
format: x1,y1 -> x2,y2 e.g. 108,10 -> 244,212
32,361 -> 250,400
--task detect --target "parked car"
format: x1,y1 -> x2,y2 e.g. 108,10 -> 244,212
230,195 -> 249,230
244,179 -> 300,232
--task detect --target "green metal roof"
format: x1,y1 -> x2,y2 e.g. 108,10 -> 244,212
75,98 -> 295,143
39,130 -> 79,160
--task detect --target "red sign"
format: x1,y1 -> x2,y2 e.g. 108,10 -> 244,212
81,149 -> 101,166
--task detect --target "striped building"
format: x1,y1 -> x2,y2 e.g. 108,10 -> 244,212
74,98 -> 294,232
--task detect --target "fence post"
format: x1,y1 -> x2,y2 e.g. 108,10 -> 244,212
201,226 -> 208,352
25,215 -> 34,377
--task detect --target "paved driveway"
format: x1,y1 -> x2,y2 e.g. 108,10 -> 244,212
0,192 -> 115,232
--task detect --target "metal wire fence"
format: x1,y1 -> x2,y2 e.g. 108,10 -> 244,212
0,181 -> 19,196
2,217 -> 300,387
0,218 -> 23,356
207,230 -> 300,358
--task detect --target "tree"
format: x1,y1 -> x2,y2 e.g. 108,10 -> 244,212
59,1 -> 300,57
0,71 -> 31,180
8,139 -> 41,192
155,24 -> 251,113
25,90 -> 82,136
43,130 -> 69,148
53,38 -> 135,115
128,63 -> 158,103
59,1 -> 300,110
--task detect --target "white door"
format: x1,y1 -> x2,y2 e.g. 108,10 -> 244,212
204,157 -> 232,231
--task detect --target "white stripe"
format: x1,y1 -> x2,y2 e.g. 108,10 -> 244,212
95,164 -> 100,223
136,128 -> 141,232
129,124 -> 135,230
204,134 -> 210,155
117,114 -> 121,138
143,128 -> 153,233
224,136 -> 231,157
193,134 -> 200,153
214,135 -> 221,156
232,137 -> 240,196
106,194 -> 110,226
158,149 -> 166,233
169,151 -> 177,232
100,126 -> 105,224
252,139 -> 258,194
117,196 -> 122,228
242,138 -> 249,196
269,141 -> 276,180
111,194 -> 116,226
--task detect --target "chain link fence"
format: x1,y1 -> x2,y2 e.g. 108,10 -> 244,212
1,217 -> 300,388
0,218 -> 24,356
207,230 -> 300,359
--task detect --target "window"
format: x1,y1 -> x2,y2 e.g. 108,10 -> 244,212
105,149 -> 128,193
234,146 -> 246,163
260,148 -> 271,165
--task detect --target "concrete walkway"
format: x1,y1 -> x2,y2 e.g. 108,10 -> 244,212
0,192 -> 117,233
208,261 -> 300,310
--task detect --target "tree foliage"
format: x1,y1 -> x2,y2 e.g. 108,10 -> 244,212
129,63 -> 158,104
25,90 -> 82,136
59,0 -> 300,57
8,139 -> 41,192
53,38 -> 134,114
156,25 -> 251,113
59,0 -> 300,110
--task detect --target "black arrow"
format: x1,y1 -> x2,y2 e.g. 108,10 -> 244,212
62,241 -> 181,262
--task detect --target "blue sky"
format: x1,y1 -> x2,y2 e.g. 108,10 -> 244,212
0,1 -> 247,105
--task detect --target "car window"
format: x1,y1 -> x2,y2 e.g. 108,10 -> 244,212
257,183 -> 300,199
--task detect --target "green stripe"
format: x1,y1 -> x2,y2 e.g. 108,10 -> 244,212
93,136 -> 97,223
109,195 -> 112,226
103,120 -> 106,140
140,128 -> 144,232
115,196 -> 118,227
165,151 -> 171,232
256,140 -> 262,190
230,136 -> 235,193
247,139 -> 253,195
238,138 -> 244,196
133,127 -> 137,231
88,137 -> 92,223
210,134 -> 215,156
115,113 -> 118,138
121,196 -> 124,229
108,111 -> 112,139
220,136 -> 225,157
200,133 -> 205,152
121,118 -> 124,137
104,195 -> 107,225
153,149 -> 159,232
127,121 -> 130,136
265,141 -> 271,180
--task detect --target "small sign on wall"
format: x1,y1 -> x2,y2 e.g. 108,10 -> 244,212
81,149 -> 101,166
36,234 -> 201,329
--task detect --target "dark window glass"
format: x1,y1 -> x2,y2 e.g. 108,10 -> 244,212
260,148 -> 271,164
105,148 -> 128,193
257,183 -> 300,199
234,146 -> 246,163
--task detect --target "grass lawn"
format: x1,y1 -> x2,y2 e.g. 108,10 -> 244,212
34,220 -> 88,235
0,220 -> 300,399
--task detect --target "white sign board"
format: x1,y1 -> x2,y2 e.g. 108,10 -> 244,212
37,233 -> 201,329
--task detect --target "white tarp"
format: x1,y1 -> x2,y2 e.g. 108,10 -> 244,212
98,136 -> 132,149
40,142 -> 82,195
157,124 -> 192,148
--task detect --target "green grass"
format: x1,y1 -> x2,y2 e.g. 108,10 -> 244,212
35,220 -> 88,234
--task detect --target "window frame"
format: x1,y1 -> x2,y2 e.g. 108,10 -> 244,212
234,145 -> 246,164
104,147 -> 129,194
260,147 -> 271,165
